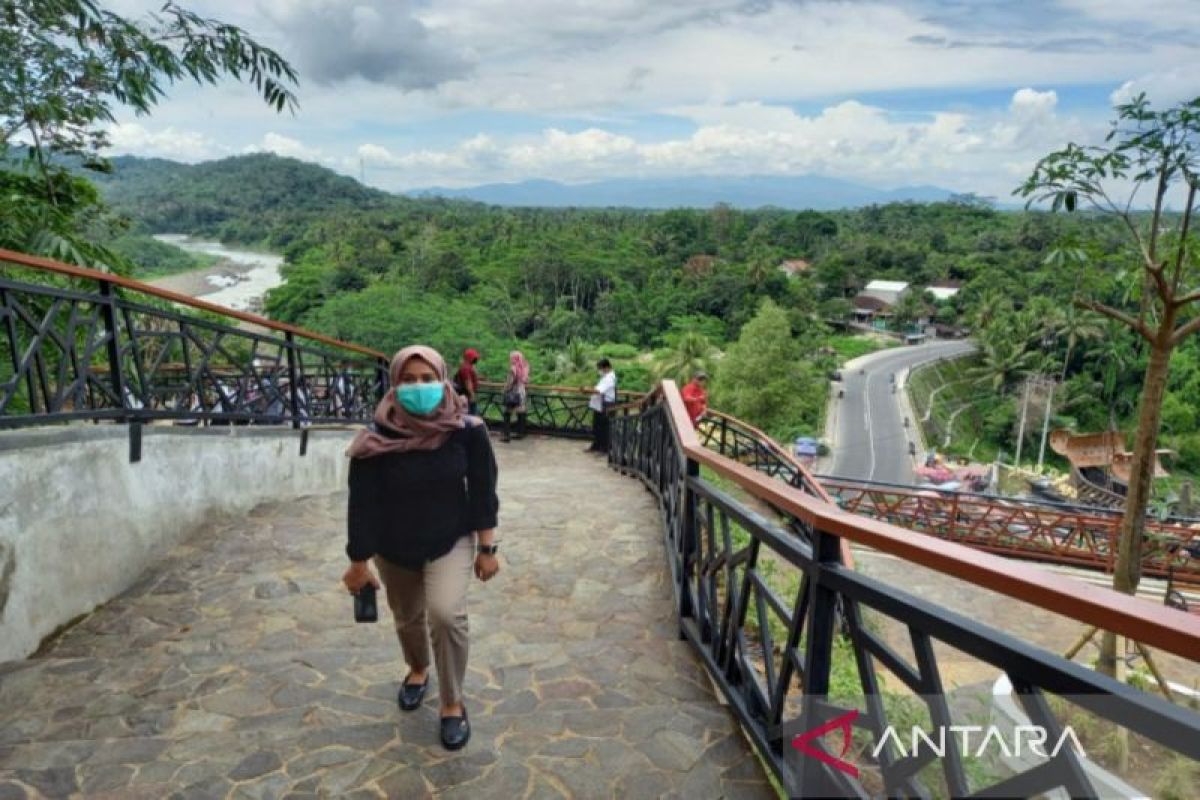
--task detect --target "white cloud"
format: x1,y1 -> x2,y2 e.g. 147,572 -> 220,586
1011,88 -> 1058,117
1059,0 -> 1200,29
1111,68 -> 1200,106
246,132 -> 324,161
105,123 -> 224,162
355,90 -> 1091,197
99,1 -> 1200,197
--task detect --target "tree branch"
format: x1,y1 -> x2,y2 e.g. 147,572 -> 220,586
1148,260 -> 1172,302
1170,182 -> 1196,296
1148,157 -> 1169,265
1173,314 -> 1200,347
1096,186 -> 1155,271
1076,298 -> 1155,342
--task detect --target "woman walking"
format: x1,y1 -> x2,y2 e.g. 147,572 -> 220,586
501,350 -> 530,443
342,345 -> 500,751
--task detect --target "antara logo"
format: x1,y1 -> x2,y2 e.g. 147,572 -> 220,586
791,711 -> 1087,779
790,709 -> 861,778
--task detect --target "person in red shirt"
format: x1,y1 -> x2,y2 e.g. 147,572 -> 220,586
681,371 -> 709,428
454,348 -> 481,414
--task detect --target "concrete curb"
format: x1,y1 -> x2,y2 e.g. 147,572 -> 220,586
901,348 -> 978,467
897,366 -> 927,470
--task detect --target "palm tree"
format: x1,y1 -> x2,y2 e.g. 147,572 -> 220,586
967,287 -> 1011,331
552,339 -> 591,380
653,331 -> 720,384
1056,306 -> 1103,382
1091,321 -> 1138,430
1025,296 -> 1064,349
967,334 -> 1038,394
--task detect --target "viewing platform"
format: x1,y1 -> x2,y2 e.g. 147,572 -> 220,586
2,248 -> 1199,799
0,437 -> 772,798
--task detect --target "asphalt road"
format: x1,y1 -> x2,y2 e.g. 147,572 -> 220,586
829,340 -> 976,485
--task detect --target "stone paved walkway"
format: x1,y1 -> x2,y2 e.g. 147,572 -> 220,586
0,437 -> 773,799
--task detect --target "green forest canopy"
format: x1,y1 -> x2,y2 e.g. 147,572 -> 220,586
86,153 -> 1200,476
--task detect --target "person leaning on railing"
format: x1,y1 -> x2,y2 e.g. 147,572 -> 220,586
681,370 -> 709,428
342,345 -> 500,752
584,358 -> 617,454
501,350 -> 530,443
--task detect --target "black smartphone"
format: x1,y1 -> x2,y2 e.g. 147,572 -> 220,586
354,583 -> 378,623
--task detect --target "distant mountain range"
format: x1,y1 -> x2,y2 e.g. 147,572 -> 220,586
87,154 -> 966,222
406,175 -> 958,210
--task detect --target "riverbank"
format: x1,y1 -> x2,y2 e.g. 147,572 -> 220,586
147,235 -> 283,314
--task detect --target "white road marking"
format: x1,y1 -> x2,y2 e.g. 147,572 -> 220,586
865,371 -> 876,481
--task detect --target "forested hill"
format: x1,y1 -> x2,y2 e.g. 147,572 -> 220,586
91,153 -> 400,233
408,175 -> 956,209
85,153 -> 1200,478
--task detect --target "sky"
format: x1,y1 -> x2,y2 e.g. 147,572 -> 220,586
102,0 -> 1200,197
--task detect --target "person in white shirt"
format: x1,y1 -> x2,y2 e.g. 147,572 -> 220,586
585,358 -> 617,454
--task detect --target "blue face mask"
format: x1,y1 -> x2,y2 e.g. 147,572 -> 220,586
396,383 -> 444,415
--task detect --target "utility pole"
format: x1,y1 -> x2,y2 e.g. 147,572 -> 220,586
1037,377 -> 1056,473
1014,377 -> 1031,469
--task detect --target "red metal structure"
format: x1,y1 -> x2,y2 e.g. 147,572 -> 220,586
821,478 -> 1200,587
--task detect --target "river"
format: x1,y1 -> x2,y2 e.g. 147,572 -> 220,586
150,234 -> 284,314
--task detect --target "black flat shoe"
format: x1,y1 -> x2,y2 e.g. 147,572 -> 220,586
440,707 -> 470,750
398,676 -> 428,711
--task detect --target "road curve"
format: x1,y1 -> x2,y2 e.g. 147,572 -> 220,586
828,339 -> 976,485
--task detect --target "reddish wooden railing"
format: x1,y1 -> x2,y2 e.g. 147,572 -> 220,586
823,478 -> 1200,587
652,381 -> 1200,663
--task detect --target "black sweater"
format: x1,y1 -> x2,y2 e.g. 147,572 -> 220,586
346,423 -> 499,569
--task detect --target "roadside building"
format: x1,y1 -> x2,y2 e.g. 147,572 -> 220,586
860,279 -> 909,306
851,295 -> 893,328
851,279 -> 910,329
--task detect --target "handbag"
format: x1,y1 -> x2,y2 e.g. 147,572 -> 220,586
503,387 -> 522,408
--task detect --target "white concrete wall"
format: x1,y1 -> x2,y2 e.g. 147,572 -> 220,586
0,424 -> 356,662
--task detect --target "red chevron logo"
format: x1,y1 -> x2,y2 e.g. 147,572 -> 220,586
790,708 -> 860,778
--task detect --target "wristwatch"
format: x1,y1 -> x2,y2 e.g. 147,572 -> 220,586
477,543 -> 499,556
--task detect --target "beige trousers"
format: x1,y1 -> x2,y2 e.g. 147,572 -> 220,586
374,534 -> 474,707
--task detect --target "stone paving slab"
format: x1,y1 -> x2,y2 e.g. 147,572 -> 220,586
0,437 -> 774,799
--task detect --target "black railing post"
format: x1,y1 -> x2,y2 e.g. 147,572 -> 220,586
98,282 -> 128,417
375,357 -> 390,405
285,332 -> 301,429
798,525 -> 844,796
0,286 -> 38,414
680,452 -> 700,627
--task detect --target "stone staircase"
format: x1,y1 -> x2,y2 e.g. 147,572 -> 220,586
0,438 -> 773,799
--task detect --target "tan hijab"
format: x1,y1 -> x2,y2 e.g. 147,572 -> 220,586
347,345 -> 468,458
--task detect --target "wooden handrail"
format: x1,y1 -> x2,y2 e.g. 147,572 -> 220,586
654,381 -> 1200,663
0,247 -> 387,360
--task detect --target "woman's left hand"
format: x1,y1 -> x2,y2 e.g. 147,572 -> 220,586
474,553 -> 500,582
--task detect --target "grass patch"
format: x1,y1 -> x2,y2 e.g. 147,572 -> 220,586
828,334 -> 896,363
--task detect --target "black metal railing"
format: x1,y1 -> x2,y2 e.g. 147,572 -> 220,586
475,382 -> 641,438
698,411 -> 831,501
1,250 -> 387,427
611,386 -> 1200,799
7,248 -> 1200,799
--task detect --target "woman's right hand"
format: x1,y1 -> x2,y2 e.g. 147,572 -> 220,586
342,561 -> 381,594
